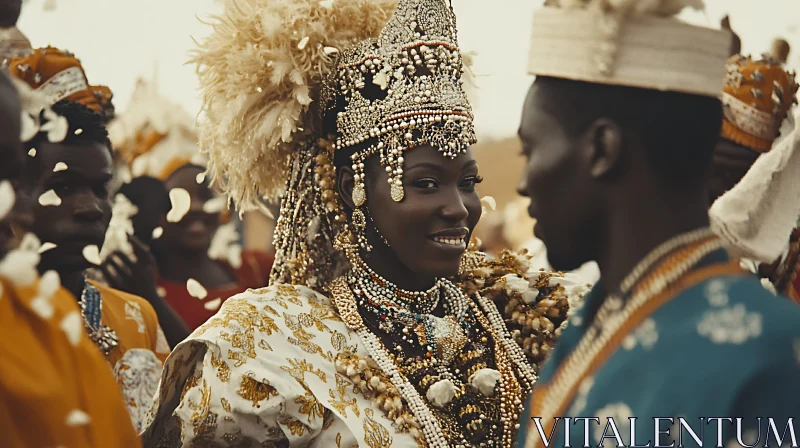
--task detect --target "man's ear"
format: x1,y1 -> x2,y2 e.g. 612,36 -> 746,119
584,118 -> 624,179
337,164 -> 356,210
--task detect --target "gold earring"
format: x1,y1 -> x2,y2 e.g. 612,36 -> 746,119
352,208 -> 371,252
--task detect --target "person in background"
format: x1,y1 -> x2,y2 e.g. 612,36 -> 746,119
106,78 -> 272,329
0,0 -> 31,69
709,54 -> 800,300
9,47 -> 171,432
117,175 -> 171,248
0,71 -> 140,447
721,15 -> 742,57
0,0 -> 20,27
771,38 -> 791,65
152,163 -> 273,330
516,1 -> 800,447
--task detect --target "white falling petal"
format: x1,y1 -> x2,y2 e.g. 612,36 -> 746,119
53,162 -> 68,172
65,409 -> 91,427
0,180 -> 15,221
481,196 -> 497,212
156,286 -> 167,298
0,234 -> 41,287
38,270 -> 61,299
98,194 -> 138,264
19,233 -> 41,253
82,245 -> 101,266
166,188 -> 191,223
204,297 -> 222,311
323,46 -> 339,55
186,278 -> 208,300
202,196 -> 227,214
228,244 -> 243,270
31,267 -> 60,319
20,113 -> 38,143
152,227 -> 164,239
60,311 -> 83,346
196,172 -> 206,184
27,148 -> 36,157
38,189 -> 62,207
40,109 -> 69,143
38,242 -> 57,254
74,128 -> 83,135
208,221 -> 242,268
30,296 -> 55,319
297,36 -> 310,50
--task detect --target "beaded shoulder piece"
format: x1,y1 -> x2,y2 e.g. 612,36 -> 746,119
451,249 -> 576,370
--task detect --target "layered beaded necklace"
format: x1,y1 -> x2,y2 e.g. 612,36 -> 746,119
337,250 -> 536,448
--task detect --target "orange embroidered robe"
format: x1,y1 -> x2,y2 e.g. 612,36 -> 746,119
0,277 -> 141,447
88,280 -> 170,432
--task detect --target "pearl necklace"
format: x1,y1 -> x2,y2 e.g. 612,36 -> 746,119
349,254 -> 443,314
525,228 -> 722,448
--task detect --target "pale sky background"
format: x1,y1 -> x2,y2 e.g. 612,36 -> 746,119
16,0 -> 800,140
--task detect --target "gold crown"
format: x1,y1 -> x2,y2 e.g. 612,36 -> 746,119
321,0 -> 476,203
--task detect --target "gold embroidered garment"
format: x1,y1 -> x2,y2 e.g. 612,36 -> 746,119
89,280 -> 171,432
142,284 -> 418,447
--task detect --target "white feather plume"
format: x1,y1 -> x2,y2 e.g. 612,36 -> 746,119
190,0 -> 399,211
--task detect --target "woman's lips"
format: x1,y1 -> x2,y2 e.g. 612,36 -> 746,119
428,235 -> 467,253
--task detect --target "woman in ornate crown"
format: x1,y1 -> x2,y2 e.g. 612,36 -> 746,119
143,0 -> 583,446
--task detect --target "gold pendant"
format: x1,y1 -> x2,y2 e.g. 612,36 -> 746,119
353,183 -> 366,207
431,315 -> 467,364
391,183 -> 404,202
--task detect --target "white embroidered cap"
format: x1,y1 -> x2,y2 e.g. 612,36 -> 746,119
527,2 -> 731,97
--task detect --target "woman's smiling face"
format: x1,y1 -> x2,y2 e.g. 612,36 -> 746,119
363,144 -> 483,278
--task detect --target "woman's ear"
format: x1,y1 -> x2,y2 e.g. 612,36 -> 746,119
337,164 -> 357,210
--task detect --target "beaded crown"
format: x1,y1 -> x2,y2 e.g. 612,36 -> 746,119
322,0 -> 476,203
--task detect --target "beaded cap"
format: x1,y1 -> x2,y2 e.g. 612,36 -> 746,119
321,0 -> 476,202
721,54 -> 799,152
9,47 -> 103,113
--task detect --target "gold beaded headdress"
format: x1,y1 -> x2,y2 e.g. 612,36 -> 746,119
193,0 -> 475,289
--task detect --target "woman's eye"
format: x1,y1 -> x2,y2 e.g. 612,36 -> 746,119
460,175 -> 484,190
413,178 -> 439,189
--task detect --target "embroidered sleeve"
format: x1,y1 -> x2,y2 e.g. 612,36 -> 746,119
453,250 -> 591,370
142,288 -> 352,447
174,343 -> 293,446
